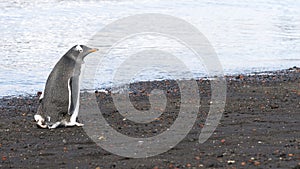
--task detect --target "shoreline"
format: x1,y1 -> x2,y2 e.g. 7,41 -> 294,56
0,67 -> 299,168
1,67 -> 298,99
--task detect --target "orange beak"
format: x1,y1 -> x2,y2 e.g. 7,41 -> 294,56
88,48 -> 99,53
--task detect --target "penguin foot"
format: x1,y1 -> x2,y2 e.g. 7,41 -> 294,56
34,115 -> 84,129
36,123 -> 47,129
48,122 -> 61,129
34,115 -> 47,128
65,121 -> 84,127
75,122 -> 84,127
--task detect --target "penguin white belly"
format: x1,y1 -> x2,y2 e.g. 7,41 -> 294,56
70,63 -> 85,124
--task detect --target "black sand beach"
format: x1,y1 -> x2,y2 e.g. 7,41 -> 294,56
0,67 -> 299,169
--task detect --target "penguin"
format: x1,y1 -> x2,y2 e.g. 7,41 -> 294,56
34,45 -> 98,129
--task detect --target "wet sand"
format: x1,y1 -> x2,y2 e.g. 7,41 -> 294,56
0,67 -> 299,169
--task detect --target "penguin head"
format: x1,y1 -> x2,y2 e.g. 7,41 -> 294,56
69,45 -> 98,61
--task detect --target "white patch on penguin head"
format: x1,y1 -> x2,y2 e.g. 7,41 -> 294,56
75,45 -> 83,53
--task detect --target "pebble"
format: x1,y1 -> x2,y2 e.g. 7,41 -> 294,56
2,156 -> 7,161
254,161 -> 260,166
98,136 -> 105,140
227,160 -> 235,164
168,163 -> 174,168
270,104 -> 279,109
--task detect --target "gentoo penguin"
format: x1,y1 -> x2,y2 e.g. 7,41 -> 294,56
34,45 -> 98,129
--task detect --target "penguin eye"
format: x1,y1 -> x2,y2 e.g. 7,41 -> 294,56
75,45 -> 83,53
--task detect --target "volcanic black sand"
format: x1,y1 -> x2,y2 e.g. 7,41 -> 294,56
0,67 -> 299,169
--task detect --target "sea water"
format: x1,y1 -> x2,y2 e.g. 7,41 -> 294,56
0,0 -> 299,96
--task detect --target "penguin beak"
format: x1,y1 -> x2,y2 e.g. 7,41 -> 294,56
88,48 -> 99,53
